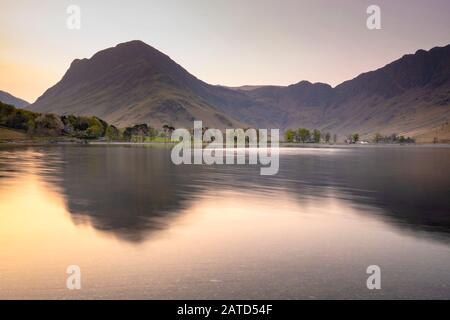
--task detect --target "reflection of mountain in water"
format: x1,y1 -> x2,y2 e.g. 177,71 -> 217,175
52,145 -> 204,242
203,147 -> 450,240
40,145 -> 450,243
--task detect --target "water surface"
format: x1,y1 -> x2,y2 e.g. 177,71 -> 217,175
0,145 -> 449,299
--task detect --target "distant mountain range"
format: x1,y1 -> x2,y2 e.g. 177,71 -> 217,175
28,40 -> 450,140
0,90 -> 29,108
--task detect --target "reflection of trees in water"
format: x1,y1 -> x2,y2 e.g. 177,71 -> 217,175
42,146 -> 450,243
275,148 -> 450,241
176,148 -> 450,241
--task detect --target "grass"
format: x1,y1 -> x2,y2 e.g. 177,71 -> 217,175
0,126 -> 29,141
143,136 -> 177,143
0,126 -> 82,144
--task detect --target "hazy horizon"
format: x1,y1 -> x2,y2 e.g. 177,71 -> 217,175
1,0 -> 450,102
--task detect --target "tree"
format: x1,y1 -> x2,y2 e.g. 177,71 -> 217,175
162,125 -> 175,142
26,118 -> 36,135
352,133 -> 360,143
83,117 -> 106,139
123,124 -> 149,142
390,134 -> 398,143
86,125 -> 102,138
61,115 -> 77,135
148,127 -> 159,139
333,134 -> 338,144
105,125 -> 120,141
313,129 -> 321,143
168,126 -> 175,141
324,132 -> 331,143
0,102 -> 16,125
162,124 -> 170,142
73,117 -> 90,131
298,128 -> 310,143
93,117 -> 108,136
35,114 -> 64,136
284,129 -> 296,143
374,133 -> 383,143
0,102 -> 37,131
0,101 -> 114,140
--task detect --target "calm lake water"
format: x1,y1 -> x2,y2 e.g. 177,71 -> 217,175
0,144 -> 449,299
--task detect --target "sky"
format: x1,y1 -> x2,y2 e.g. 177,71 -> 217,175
1,0 -> 450,103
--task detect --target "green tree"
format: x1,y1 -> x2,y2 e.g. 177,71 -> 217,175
86,125 -> 102,138
88,117 -> 106,137
105,125 -> 120,141
0,102 -> 16,125
26,118 -> 36,135
284,129 -> 296,143
148,126 -> 159,139
352,133 -> 360,143
298,128 -> 310,143
313,129 -> 321,143
93,117 -> 108,136
0,102 -> 37,131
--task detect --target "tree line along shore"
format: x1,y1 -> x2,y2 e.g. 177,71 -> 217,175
0,101 -> 425,145
0,101 -> 176,143
284,128 -> 416,145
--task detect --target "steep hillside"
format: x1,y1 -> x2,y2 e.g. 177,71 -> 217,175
0,90 -> 29,108
30,41 -> 248,129
29,41 -> 450,140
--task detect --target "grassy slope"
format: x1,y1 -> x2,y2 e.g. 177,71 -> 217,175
0,126 -> 28,141
414,122 -> 450,143
0,126 -> 75,143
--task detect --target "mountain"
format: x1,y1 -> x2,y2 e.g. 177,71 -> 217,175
232,45 -> 450,138
30,40 -> 250,129
226,45 -> 450,139
29,41 -> 450,140
322,45 -> 450,138
0,90 -> 29,108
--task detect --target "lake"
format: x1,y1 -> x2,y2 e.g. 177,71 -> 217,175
0,144 -> 449,299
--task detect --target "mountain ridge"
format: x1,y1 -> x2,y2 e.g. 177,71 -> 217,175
0,90 -> 29,108
29,41 -> 450,140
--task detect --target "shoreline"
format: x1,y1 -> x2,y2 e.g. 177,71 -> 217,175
1,140 -> 449,148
